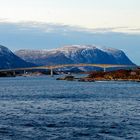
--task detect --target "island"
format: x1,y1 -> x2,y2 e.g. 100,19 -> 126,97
57,68 -> 140,82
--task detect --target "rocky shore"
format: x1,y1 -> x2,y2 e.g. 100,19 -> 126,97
86,69 -> 140,82
56,69 -> 140,82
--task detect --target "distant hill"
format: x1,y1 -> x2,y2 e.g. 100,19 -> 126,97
0,45 -> 35,69
15,45 -> 134,67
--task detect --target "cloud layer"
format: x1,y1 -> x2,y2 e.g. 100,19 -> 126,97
0,21 -> 140,64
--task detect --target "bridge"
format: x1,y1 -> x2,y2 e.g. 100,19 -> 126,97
0,63 -> 137,77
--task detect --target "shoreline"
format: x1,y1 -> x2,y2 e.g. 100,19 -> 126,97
0,74 -> 140,82
56,75 -> 140,82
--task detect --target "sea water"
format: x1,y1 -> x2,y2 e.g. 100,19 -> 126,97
0,76 -> 140,140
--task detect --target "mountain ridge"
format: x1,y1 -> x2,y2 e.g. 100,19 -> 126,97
15,45 -> 134,66
0,45 -> 35,69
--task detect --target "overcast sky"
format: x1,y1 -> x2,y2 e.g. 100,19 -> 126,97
0,0 -> 140,32
0,0 -> 140,64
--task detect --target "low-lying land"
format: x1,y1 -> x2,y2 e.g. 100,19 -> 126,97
57,68 -> 140,82
0,70 -> 57,77
87,69 -> 140,81
0,71 -> 47,77
1,68 -> 140,83
0,71 -> 16,77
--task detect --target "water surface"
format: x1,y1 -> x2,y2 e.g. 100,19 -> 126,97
0,76 -> 140,140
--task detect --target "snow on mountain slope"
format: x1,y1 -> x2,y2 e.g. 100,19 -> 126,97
0,45 -> 35,69
15,45 -> 134,66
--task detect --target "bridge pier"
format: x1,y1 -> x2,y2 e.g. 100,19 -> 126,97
13,71 -> 16,76
50,68 -> 54,77
103,67 -> 106,72
23,70 -> 26,75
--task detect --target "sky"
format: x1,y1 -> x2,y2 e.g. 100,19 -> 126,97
0,0 -> 140,31
0,0 -> 140,64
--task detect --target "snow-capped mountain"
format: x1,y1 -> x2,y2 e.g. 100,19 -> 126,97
15,45 -> 134,67
0,45 -> 35,69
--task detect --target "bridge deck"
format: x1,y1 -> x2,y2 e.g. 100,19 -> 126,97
0,64 -> 136,72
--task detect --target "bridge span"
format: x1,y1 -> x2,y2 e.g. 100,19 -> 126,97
0,63 -> 137,76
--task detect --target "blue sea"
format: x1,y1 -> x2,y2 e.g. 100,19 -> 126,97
0,76 -> 140,140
